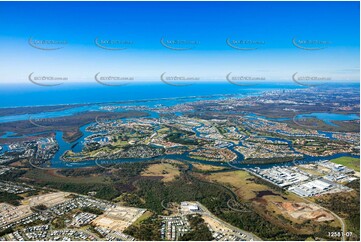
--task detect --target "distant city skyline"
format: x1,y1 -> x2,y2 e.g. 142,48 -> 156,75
0,1 -> 359,84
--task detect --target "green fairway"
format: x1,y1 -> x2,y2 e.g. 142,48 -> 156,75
331,157 -> 360,172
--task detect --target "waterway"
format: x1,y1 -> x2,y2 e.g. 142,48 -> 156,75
1,83 -> 359,169
45,118 -> 358,170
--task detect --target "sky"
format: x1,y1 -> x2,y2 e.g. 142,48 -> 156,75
0,1 -> 359,84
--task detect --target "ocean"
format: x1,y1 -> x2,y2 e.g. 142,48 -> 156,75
0,82 -> 305,108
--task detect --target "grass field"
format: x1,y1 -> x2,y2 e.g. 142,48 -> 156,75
331,156 -> 360,172
191,163 -> 226,172
132,211 -> 153,226
205,170 -> 276,199
141,163 -> 180,182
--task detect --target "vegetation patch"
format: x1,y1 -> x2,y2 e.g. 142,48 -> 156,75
330,156 -> 360,172
123,214 -> 161,241
0,192 -> 24,206
180,214 -> 213,241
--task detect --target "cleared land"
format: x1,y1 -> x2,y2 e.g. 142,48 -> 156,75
27,191 -> 70,207
202,214 -> 233,233
92,205 -> 146,232
274,202 -> 334,222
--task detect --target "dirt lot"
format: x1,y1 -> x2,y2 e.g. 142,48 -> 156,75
274,202 -> 334,222
202,214 -> 232,233
92,205 -> 146,232
27,191 -> 71,207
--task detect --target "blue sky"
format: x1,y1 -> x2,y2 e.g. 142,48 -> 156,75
0,1 -> 359,84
